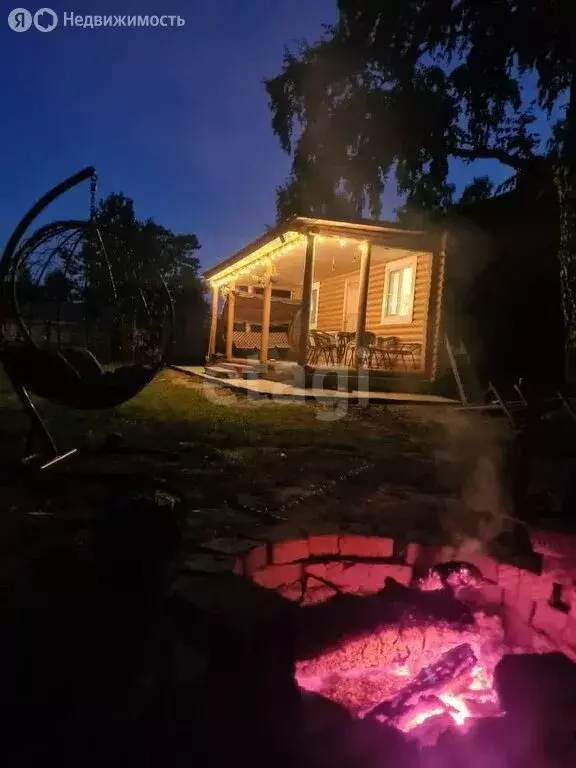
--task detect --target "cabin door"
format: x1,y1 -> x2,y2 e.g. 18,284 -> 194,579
343,277 -> 360,331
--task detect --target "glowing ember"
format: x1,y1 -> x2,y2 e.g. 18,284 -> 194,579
295,609 -> 504,746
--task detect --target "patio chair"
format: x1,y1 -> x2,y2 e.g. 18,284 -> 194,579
307,331 -> 320,365
335,331 -> 355,365
310,330 -> 338,365
370,336 -> 398,370
389,341 -> 422,370
344,331 -> 376,367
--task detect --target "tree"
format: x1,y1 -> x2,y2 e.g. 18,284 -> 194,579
265,1 -> 576,370
78,193 -> 204,361
43,268 -> 75,303
85,194 -> 202,293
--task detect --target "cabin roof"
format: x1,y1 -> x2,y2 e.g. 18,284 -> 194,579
203,215 -> 438,286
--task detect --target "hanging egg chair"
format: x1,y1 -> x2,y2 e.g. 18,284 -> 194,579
0,167 -> 174,466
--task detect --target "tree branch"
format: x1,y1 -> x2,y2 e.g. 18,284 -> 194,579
453,145 -> 540,172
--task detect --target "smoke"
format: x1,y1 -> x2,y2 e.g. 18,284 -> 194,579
431,409 -> 511,551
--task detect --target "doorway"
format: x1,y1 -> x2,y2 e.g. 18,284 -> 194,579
343,276 -> 360,331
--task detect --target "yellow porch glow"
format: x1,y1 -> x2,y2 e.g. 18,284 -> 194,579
210,230 -> 303,289
209,233 -> 373,290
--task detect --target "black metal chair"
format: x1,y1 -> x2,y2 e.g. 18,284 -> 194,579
309,331 -> 338,365
335,331 -> 355,365
370,336 -> 398,369
344,331 -> 376,367
389,342 -> 422,370
0,167 -> 174,468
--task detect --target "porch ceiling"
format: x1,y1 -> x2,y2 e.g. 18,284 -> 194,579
203,216 -> 440,289
246,242 -> 430,288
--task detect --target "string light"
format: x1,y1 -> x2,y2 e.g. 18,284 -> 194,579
211,233 -> 368,289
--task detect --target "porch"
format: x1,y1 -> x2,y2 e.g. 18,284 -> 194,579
204,216 -> 446,389
174,364 -> 460,405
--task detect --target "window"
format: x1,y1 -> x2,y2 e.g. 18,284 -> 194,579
252,287 -> 264,295
309,282 -> 320,329
236,285 -> 250,294
381,256 -> 417,324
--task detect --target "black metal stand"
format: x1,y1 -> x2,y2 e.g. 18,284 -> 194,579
9,375 -> 77,469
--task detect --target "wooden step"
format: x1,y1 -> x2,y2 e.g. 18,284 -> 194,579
204,365 -> 244,379
205,362 -> 265,379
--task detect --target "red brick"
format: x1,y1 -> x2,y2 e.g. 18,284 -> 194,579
244,545 -> 268,576
530,630 -> 560,654
504,606 -> 538,649
461,554 -> 499,583
478,583 -> 503,606
542,555 -> 576,585
382,565 -> 413,586
252,563 -> 302,590
563,616 -> 576,650
405,542 -> 421,566
277,580 -> 304,602
530,530 -> 576,558
308,534 -> 340,557
498,564 -> 521,592
504,586 -> 536,625
305,562 -> 345,583
272,539 -> 309,565
532,600 -> 569,638
567,588 -> 576,619
333,563 -> 406,594
338,535 -> 393,559
302,577 -> 338,605
519,570 -> 554,602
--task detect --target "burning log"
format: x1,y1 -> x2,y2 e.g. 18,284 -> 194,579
362,643 -> 477,724
415,562 -> 484,597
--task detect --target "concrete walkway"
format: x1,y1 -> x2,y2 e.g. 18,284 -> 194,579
172,366 -> 460,406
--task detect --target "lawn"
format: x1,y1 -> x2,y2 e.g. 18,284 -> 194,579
0,368 -> 512,578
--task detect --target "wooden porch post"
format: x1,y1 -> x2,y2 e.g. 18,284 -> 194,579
429,231 -> 447,382
354,241 -> 372,367
225,284 -> 236,360
298,232 -> 316,367
207,283 -> 219,360
260,279 -> 272,364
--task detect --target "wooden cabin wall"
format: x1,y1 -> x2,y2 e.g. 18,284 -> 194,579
314,251 -> 433,372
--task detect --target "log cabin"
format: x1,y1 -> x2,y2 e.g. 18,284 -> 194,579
203,217 -> 447,393
203,187 -> 564,399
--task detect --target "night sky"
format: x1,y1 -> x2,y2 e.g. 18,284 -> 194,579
1,0 -> 513,272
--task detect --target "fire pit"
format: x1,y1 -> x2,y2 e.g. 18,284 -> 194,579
234,533 -> 576,759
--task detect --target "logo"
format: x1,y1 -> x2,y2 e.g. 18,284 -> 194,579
8,7 -> 32,31
7,7 -> 58,31
34,7 -> 57,31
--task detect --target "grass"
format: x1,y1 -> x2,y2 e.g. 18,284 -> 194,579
0,367 -> 512,574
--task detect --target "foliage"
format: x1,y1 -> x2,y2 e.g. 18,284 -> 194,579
43,268 -> 75,303
266,1 -> 570,218
83,193 -> 202,297
265,0 -> 576,348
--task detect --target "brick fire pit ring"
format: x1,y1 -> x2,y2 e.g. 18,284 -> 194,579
235,533 -> 576,659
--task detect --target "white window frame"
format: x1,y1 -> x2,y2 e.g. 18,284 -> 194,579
380,255 -> 418,325
309,281 -> 320,329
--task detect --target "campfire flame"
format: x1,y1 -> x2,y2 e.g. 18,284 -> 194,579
296,609 -> 505,746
